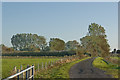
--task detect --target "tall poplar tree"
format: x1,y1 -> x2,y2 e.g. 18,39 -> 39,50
80,23 -> 110,57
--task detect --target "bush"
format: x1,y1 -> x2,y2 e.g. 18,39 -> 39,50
2,51 -> 76,56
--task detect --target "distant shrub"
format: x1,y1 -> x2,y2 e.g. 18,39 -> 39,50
1,44 -> 14,54
2,51 -> 76,56
116,50 -> 120,54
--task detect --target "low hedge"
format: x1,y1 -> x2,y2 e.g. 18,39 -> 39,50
2,51 -> 76,56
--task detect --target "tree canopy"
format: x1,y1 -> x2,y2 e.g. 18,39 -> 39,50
6,23 -> 111,56
80,23 -> 110,57
88,23 -> 106,37
65,40 -> 79,51
0,44 -> 14,53
11,33 -> 47,51
49,38 -> 65,51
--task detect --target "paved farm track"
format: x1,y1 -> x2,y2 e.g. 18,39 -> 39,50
69,57 -> 113,79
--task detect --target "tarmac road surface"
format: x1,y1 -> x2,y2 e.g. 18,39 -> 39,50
69,57 -> 113,79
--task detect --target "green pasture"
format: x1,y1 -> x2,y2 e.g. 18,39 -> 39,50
93,57 -> 119,78
2,57 -> 59,79
110,57 -> 120,60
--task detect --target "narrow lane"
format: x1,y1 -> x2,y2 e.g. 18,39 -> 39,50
69,57 -> 112,78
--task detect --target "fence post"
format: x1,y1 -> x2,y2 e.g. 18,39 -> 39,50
17,69 -> 20,80
38,63 -> 39,71
45,62 -> 47,69
41,62 -> 44,70
20,65 -> 23,79
5,64 -> 35,80
34,64 -> 35,73
13,66 -> 17,74
29,65 -> 31,79
20,65 -> 23,71
51,61 -> 53,66
49,61 -> 50,67
60,59 -> 61,63
13,66 -> 17,79
26,64 -> 29,80
26,68 -> 28,80
27,64 -> 30,79
32,65 -> 34,80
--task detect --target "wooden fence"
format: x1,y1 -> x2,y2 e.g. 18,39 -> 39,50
4,60 -> 59,80
4,65 -> 34,80
4,56 -> 80,80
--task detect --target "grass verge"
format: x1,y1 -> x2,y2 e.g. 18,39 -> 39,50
92,57 -> 119,78
35,57 -> 90,78
110,57 -> 120,60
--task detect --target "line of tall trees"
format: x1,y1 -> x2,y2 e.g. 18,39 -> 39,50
11,33 -> 47,51
11,33 -> 79,52
10,23 -> 110,57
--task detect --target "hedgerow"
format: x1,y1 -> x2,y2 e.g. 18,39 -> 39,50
2,51 -> 76,56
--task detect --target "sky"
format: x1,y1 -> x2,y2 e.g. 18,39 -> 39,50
0,2 -> 1,45
2,2 -> 118,51
119,2 -> 120,50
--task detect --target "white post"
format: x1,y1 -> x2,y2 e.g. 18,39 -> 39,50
42,62 -> 44,70
45,62 -> 47,69
38,63 -> 39,71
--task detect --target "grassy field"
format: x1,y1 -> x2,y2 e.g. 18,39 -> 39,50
93,57 -> 119,78
2,57 -> 59,79
35,57 -> 90,78
110,57 -> 120,60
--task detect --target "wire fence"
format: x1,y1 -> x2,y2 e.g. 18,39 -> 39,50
4,56 -> 80,80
